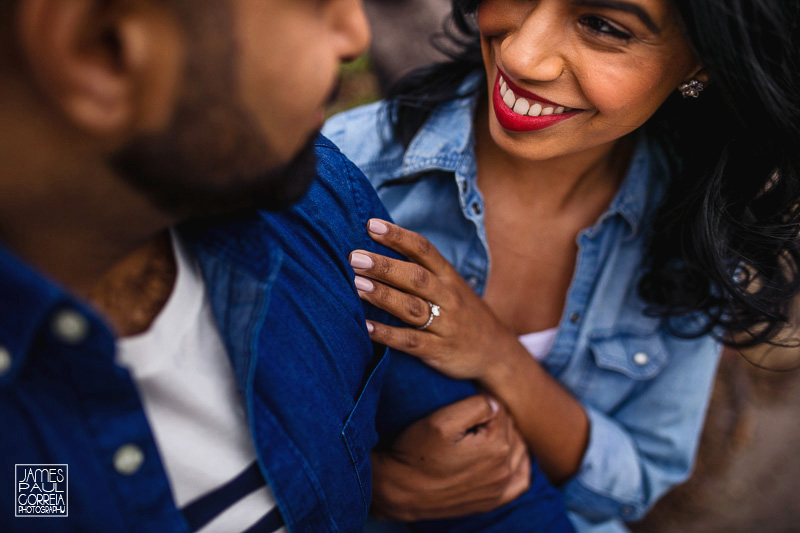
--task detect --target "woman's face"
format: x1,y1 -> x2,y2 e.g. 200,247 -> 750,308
478,0 -> 702,161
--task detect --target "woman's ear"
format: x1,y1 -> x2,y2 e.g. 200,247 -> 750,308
682,66 -> 710,87
16,0 -> 185,139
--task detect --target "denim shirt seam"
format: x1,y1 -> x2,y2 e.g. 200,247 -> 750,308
241,258 -> 307,528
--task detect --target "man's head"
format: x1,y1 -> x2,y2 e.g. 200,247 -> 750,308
2,0 -> 370,217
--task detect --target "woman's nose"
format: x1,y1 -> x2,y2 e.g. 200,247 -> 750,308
500,4 -> 566,83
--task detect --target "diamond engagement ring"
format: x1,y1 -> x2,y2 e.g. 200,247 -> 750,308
417,301 -> 441,330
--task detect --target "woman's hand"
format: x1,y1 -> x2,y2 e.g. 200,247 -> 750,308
349,219 -> 516,382
354,219 -> 590,483
371,394 -> 530,521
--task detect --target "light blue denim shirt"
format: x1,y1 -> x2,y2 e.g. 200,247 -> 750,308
324,74 -> 722,531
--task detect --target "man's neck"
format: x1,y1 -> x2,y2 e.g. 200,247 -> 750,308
86,231 -> 177,337
0,79 -> 183,337
0,161 -> 178,336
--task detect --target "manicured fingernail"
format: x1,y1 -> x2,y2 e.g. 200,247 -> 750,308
368,219 -> 389,235
487,397 -> 499,415
350,252 -> 373,269
354,276 -> 374,292
366,321 -> 375,333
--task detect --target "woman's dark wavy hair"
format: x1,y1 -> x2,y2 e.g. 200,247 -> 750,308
387,0 -> 800,348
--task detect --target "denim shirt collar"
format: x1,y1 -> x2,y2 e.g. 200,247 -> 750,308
0,214 -> 283,389
400,71 -> 664,239
181,213 -> 283,387
399,72 -> 483,176
586,137 -> 662,240
0,244 -> 112,387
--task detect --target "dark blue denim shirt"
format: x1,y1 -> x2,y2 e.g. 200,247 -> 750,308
0,136 -> 571,532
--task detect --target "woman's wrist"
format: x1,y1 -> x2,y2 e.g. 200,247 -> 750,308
476,331 -> 590,482
478,329 -> 537,396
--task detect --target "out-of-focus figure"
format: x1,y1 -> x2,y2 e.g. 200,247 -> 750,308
365,0 -> 451,91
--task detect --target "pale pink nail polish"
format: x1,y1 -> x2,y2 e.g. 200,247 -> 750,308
368,219 -> 389,235
350,253 -> 373,269
354,276 -> 374,292
366,322 -> 375,333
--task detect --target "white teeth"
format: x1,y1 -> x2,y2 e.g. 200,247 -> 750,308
501,81 -> 571,118
513,99 -> 530,115
503,90 -> 516,109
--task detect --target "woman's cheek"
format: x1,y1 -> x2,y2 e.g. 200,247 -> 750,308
580,66 -> 666,128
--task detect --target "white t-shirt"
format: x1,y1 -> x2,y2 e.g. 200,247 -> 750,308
116,233 -> 286,533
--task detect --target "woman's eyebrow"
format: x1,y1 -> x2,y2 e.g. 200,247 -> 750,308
573,0 -> 661,34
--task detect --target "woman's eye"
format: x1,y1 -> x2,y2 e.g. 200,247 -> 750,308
578,15 -> 632,41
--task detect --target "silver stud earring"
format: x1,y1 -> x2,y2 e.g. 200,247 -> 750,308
679,79 -> 704,99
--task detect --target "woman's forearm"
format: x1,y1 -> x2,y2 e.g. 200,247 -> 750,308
481,333 -> 590,484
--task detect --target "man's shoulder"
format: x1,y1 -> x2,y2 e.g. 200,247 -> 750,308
312,133 -> 364,187
260,134 -> 388,253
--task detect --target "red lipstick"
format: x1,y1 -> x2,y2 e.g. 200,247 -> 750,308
492,71 -> 581,132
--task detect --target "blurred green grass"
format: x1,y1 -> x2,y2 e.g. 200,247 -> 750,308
326,54 -> 380,119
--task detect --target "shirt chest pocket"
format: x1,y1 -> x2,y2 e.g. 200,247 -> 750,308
341,345 -> 389,517
580,332 -> 669,412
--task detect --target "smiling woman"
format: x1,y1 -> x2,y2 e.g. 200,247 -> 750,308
323,0 -> 800,531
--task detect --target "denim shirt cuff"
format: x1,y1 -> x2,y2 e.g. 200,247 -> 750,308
561,406 -> 646,522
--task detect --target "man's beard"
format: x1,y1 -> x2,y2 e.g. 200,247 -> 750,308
110,118 -> 319,218
108,3 -> 319,219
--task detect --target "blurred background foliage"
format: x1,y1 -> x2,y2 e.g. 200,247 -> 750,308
327,55 -> 380,119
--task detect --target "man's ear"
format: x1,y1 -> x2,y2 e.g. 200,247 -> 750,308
16,0 -> 186,138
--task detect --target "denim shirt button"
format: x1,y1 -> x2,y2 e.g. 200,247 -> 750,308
633,352 -> 650,366
471,202 -> 482,215
0,346 -> 11,376
460,180 -> 468,194
467,276 -> 480,288
52,309 -> 90,345
113,444 -> 145,475
569,312 -> 581,324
